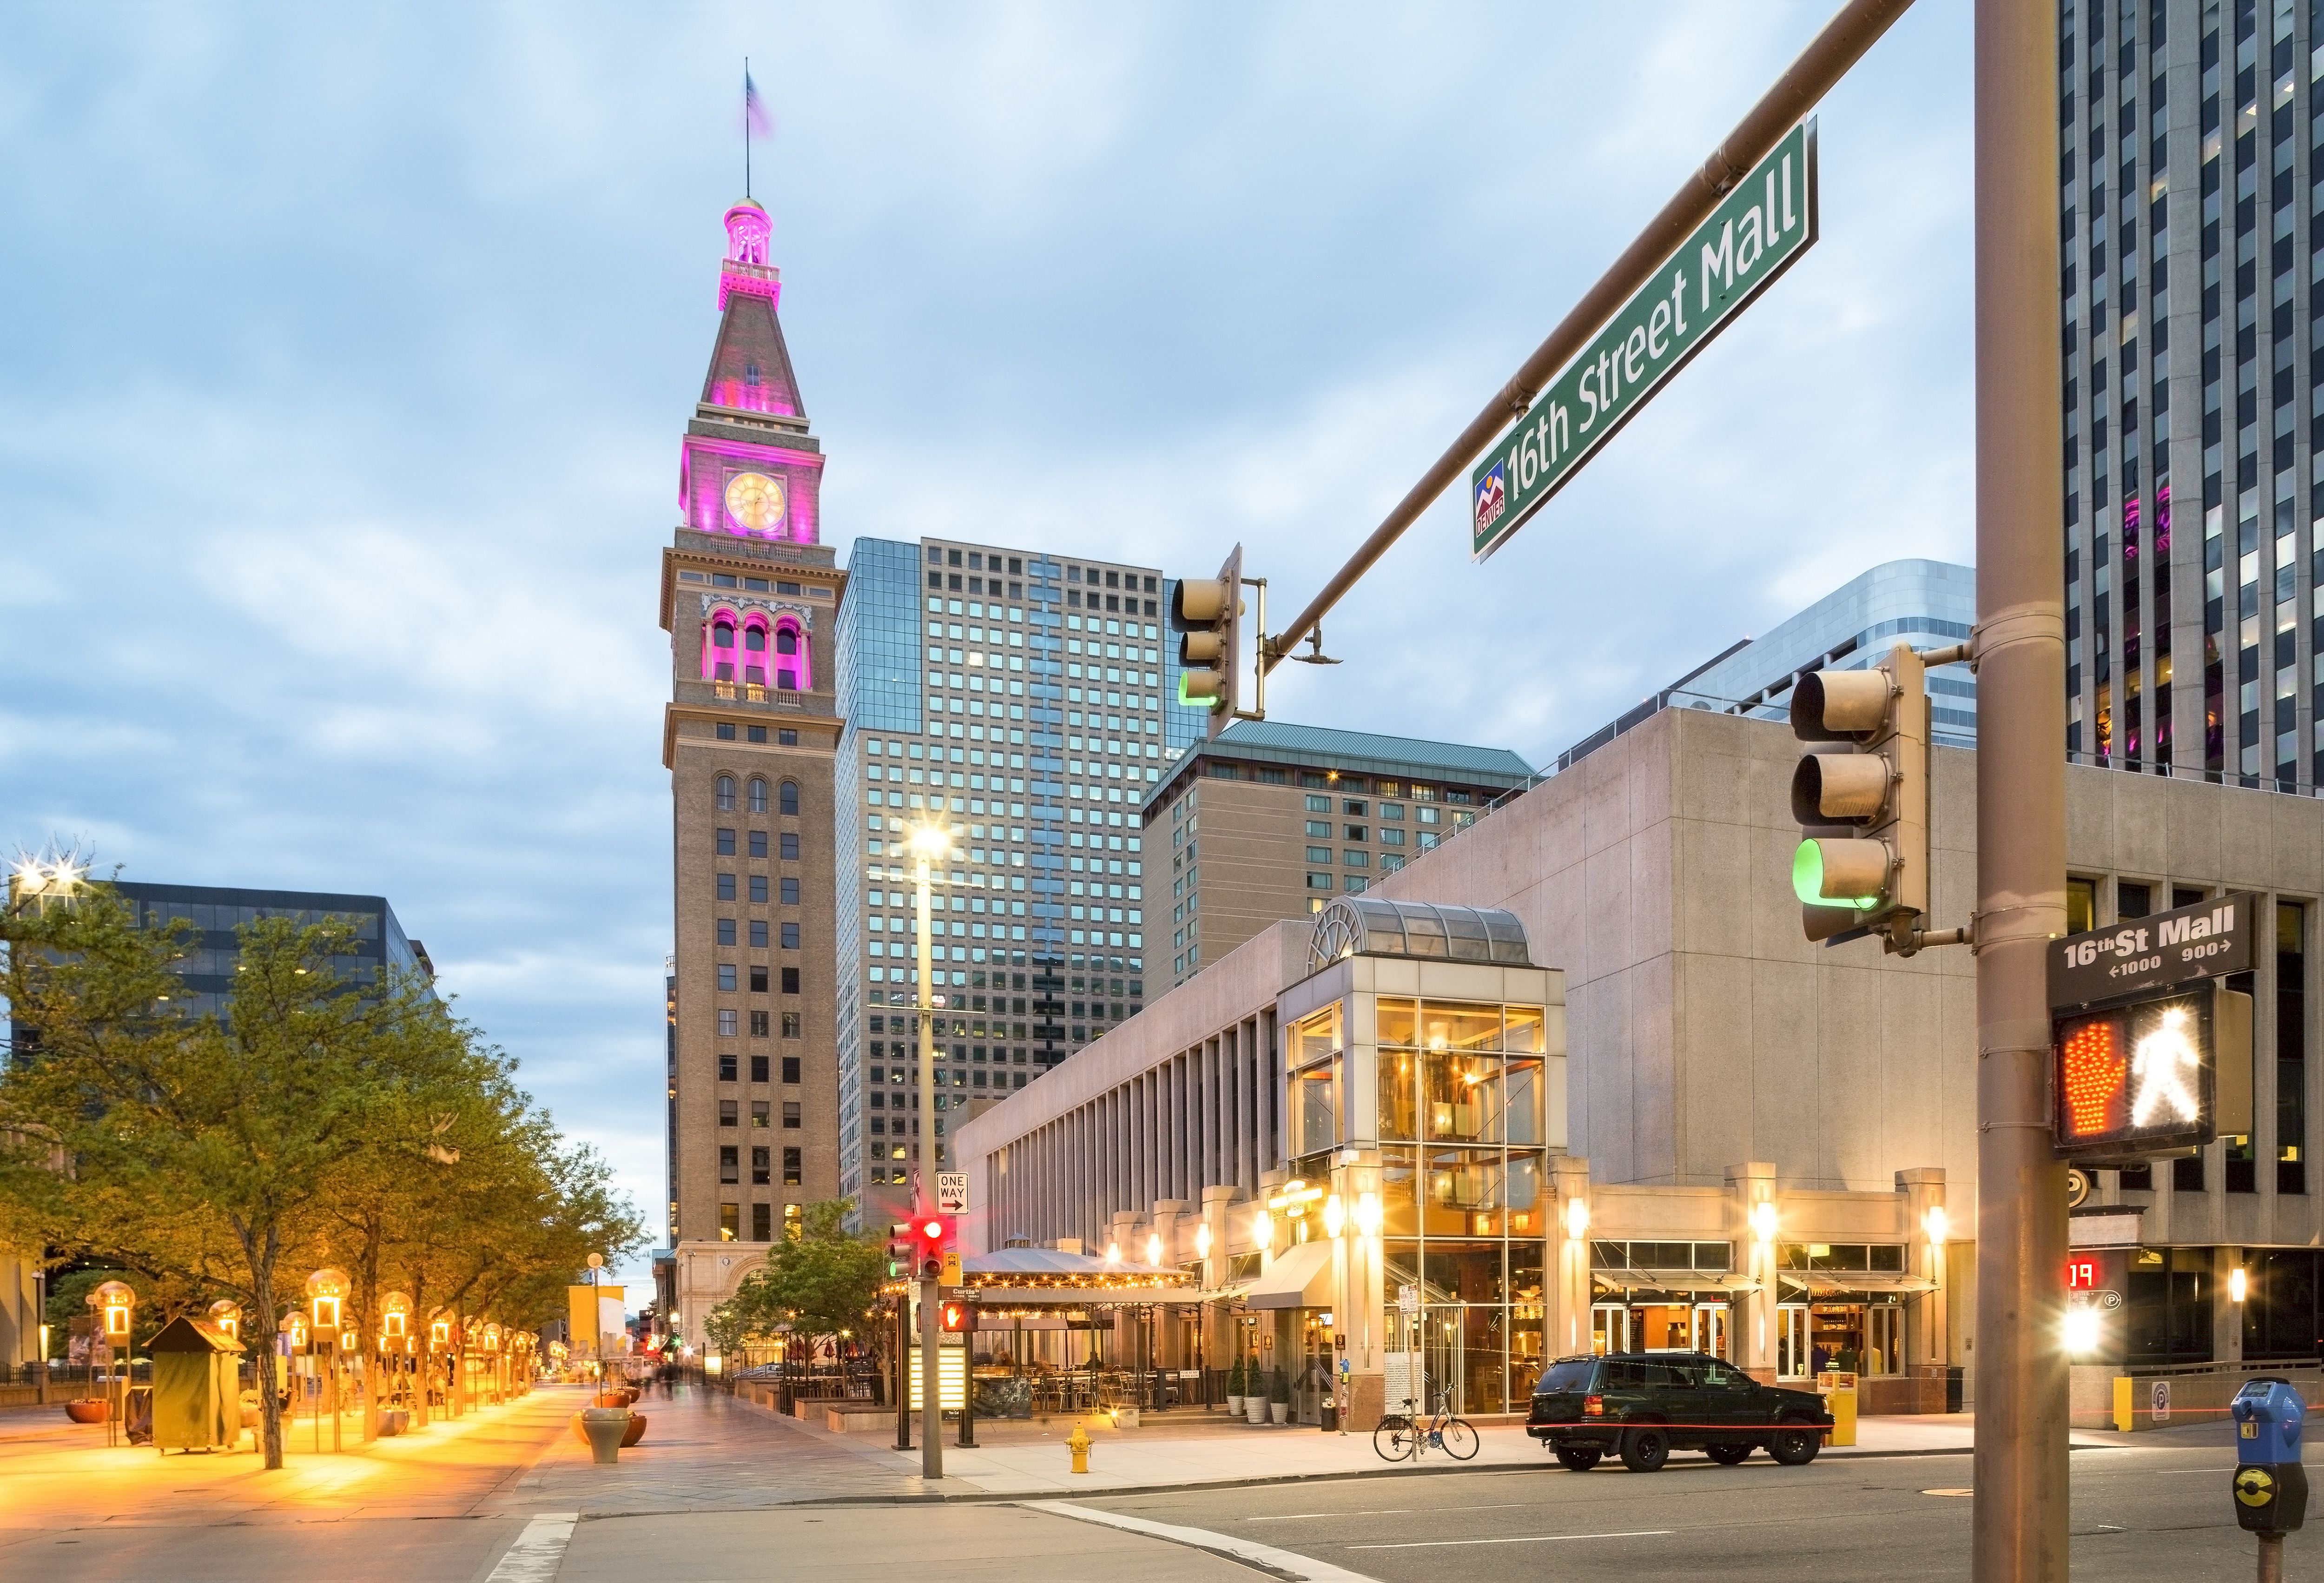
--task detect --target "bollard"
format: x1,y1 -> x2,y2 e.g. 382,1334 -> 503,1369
1067,1421 -> 1091,1475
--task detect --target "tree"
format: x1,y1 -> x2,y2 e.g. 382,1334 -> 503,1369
716,1200 -> 886,1360
4,888 -> 481,1467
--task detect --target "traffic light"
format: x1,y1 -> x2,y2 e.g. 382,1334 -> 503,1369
913,1216 -> 948,1280
1173,545 -> 1245,733
885,1223 -> 913,1281
939,1299 -> 968,1333
1789,643 -> 1928,948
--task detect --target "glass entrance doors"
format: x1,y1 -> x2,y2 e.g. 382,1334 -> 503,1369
1594,1301 -> 1730,1356
1777,1306 -> 1809,1378
1693,1305 -> 1727,1359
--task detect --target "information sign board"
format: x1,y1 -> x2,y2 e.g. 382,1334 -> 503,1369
935,1172 -> 969,1214
1471,120 -> 1818,560
2049,892 -> 2257,1009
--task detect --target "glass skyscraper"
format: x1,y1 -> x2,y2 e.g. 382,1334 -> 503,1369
833,536 -> 1206,1220
2060,0 -> 2319,789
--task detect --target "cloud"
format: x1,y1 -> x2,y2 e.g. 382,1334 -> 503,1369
0,0 -> 1974,1294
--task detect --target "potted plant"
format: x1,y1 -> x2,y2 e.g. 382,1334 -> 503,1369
1246,1364 -> 1270,1425
1269,1365 -> 1291,1426
1224,1357 -> 1245,1417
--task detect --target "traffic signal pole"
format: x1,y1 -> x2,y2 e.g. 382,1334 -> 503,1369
915,848 -> 944,1481
1971,0 -> 2069,1576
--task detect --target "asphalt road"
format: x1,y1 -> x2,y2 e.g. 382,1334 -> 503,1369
1074,1433 -> 2311,1583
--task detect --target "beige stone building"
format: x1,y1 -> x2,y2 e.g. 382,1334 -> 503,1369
1144,722 -> 1534,991
656,199 -> 845,1351
961,703 -> 2324,1417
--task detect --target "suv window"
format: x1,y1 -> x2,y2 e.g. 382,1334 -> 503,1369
1538,1360 -> 1597,1393
1659,1360 -> 1705,1388
1699,1360 -> 1747,1388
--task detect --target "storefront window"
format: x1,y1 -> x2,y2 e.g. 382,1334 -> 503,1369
1420,1004 -> 1502,1054
1293,1057 -> 1341,1156
1293,1002 -> 1340,1063
1378,1047 -> 1418,1139
1503,1056 -> 1544,1145
1503,1004 -> 1546,1054
1424,1051 -> 1499,1141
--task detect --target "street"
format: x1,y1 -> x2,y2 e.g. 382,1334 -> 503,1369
0,1382 -> 2303,1583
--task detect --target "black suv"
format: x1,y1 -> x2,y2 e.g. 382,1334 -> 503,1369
1525,1351 -> 1832,1472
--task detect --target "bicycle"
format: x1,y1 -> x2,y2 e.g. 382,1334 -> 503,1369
1372,1384 -> 1478,1462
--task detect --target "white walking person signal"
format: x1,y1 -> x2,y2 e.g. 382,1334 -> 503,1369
2129,1007 -> 2201,1126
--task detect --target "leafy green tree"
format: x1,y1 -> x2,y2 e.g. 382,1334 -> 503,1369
718,1199 -> 887,1360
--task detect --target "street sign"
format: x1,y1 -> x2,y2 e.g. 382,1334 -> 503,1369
2049,892 -> 2257,1009
935,1172 -> 969,1214
940,1248 -> 962,1287
1471,119 -> 1818,561
1397,1283 -> 1420,1316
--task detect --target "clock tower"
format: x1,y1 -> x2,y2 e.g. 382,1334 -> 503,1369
657,198 -> 845,1350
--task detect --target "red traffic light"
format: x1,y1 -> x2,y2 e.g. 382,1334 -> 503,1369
939,1301 -> 967,1333
919,1219 -> 944,1242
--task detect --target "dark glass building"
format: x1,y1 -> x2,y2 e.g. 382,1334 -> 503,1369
116,881 -> 432,1019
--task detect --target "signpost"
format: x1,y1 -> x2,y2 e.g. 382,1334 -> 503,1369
2048,894 -> 2258,1163
1471,119 -> 1819,561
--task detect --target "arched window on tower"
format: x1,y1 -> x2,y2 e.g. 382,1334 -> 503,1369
741,617 -> 770,687
748,778 -> 769,815
773,618 -> 810,691
715,775 -> 736,811
779,780 -> 800,816
702,611 -> 740,683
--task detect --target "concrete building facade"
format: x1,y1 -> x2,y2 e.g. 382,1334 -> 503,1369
961,703 -> 2324,1417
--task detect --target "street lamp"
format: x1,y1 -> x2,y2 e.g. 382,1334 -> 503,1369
905,819 -> 952,1482
92,1281 -> 134,1447
207,1299 -> 241,1342
306,1269 -> 349,1453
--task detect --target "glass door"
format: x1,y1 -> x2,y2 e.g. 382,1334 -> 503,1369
1777,1306 -> 1809,1378
1591,1304 -> 1631,1355
1693,1304 -> 1728,1359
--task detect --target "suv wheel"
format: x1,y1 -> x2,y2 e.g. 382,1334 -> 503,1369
1768,1424 -> 1821,1466
1618,1424 -> 1670,1473
1706,1444 -> 1751,1465
1553,1444 -> 1602,1472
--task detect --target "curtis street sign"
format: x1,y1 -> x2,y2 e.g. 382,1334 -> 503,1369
1471,119 -> 1819,561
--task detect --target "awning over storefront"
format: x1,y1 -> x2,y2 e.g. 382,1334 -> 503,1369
1593,1269 -> 1762,1295
1781,1271 -> 1938,1298
960,1247 -> 1200,1306
1243,1239 -> 1336,1311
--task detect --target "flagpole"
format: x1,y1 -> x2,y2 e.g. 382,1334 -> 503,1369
744,57 -> 751,198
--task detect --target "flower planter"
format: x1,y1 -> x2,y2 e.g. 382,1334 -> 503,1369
621,1412 -> 647,1447
1269,1401 -> 1290,1426
64,1399 -> 108,1424
1224,1394 -> 1245,1417
1245,1395 -> 1268,1425
579,1406 -> 631,1465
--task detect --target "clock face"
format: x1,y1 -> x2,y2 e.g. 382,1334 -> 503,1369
723,471 -> 786,534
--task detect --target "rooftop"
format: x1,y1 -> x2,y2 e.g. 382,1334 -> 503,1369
1143,719 -> 1534,815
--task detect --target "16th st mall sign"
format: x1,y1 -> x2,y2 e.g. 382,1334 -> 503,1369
1471,120 -> 1818,561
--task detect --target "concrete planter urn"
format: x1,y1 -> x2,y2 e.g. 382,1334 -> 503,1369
1225,1395 -> 1246,1417
579,1406 -> 631,1464
1269,1400 -> 1290,1426
1244,1395 -> 1268,1425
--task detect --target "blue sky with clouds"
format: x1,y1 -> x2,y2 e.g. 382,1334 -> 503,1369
0,2 -> 1973,1294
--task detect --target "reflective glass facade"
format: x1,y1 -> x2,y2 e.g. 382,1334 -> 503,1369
116,881 -> 429,1020
835,536 -> 1206,1222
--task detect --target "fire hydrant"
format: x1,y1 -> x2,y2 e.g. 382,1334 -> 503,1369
1067,1422 -> 1091,1475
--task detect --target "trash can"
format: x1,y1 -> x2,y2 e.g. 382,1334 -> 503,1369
1815,1370 -> 1858,1448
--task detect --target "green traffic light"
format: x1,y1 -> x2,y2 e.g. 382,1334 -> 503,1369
1792,840 -> 1879,909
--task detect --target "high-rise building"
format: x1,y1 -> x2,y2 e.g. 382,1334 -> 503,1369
116,881 -> 434,1016
2057,0 -> 2317,790
658,198 -> 845,1345
1137,721 -> 1536,987
1552,559 -> 1979,774
831,536 -> 1206,1222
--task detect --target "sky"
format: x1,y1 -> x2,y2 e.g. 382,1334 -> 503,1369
0,1 -> 1974,1299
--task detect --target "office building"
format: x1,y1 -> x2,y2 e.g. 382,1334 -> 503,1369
657,198 -> 846,1347
2057,0 -> 2318,789
116,881 -> 433,1016
1553,558 -> 1978,774
1137,720 -> 1536,987
961,701 -> 2324,1418
830,536 -> 1207,1224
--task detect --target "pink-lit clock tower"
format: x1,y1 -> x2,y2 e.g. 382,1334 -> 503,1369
657,198 -> 845,1352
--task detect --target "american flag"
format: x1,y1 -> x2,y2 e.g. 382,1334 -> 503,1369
743,67 -> 772,140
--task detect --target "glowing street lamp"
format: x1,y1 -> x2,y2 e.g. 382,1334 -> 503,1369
207,1299 -> 241,1342
1751,1200 -> 1780,1245
305,1269 -> 350,1453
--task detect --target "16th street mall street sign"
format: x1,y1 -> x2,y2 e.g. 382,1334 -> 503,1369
1471,120 -> 1818,561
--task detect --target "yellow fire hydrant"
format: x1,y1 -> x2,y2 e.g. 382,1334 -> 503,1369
1067,1422 -> 1091,1475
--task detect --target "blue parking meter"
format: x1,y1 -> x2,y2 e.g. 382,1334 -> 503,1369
2231,1378 -> 2309,1537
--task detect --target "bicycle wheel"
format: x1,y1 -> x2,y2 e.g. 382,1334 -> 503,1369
1438,1417 -> 1479,1460
1373,1415 -> 1417,1462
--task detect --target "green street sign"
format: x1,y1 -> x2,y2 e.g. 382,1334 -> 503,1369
1471,119 -> 1818,561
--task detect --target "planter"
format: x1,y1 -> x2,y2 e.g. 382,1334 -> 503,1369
621,1412 -> 647,1448
1269,1401 -> 1290,1426
1112,1406 -> 1139,1430
64,1399 -> 108,1424
580,1406 -> 630,1465
1245,1396 -> 1268,1425
1224,1395 -> 1245,1417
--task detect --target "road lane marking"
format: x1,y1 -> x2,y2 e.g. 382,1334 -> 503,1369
1347,1529 -> 1674,1550
1246,1510 -> 1411,1522
1024,1499 -> 1381,1583
486,1512 -> 578,1583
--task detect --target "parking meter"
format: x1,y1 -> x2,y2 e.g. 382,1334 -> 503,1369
2231,1378 -> 2309,1537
